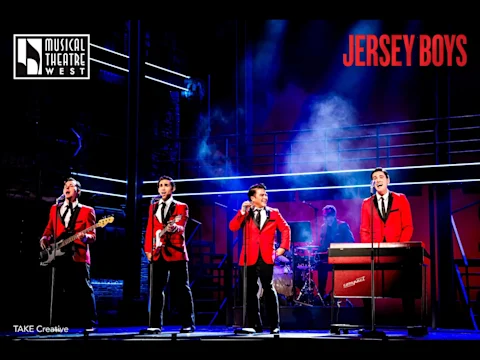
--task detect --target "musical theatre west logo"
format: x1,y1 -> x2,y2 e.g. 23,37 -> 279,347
13,34 -> 90,80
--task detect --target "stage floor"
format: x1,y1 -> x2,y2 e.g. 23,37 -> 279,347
2,325 -> 480,352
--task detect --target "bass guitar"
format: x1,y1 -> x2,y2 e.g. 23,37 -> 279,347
39,215 -> 114,266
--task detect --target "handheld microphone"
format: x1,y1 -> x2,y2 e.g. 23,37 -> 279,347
151,195 -> 161,204
370,180 -> 376,194
56,194 -> 65,202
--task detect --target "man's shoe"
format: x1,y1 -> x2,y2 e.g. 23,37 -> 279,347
83,327 -> 98,334
254,326 -> 263,333
180,326 -> 195,333
270,328 -> 280,334
140,327 -> 161,334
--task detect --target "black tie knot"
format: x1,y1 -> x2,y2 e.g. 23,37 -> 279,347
254,209 -> 261,225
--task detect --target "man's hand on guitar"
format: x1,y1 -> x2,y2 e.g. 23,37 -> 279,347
145,252 -> 152,262
40,236 -> 51,250
166,221 -> 178,233
81,234 -> 93,243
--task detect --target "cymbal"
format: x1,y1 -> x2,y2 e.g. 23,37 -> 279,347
295,246 -> 320,250
275,255 -> 290,263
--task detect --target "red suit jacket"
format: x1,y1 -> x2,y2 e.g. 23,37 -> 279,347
229,207 -> 291,266
42,203 -> 96,264
360,191 -> 414,243
144,199 -> 189,262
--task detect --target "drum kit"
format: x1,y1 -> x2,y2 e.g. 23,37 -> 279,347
270,245 -> 328,306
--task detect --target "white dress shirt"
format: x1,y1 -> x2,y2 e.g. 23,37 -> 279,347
156,197 -> 173,223
376,191 -> 390,217
253,207 -> 267,229
61,200 -> 78,227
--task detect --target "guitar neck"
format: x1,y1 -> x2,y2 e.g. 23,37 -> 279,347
58,224 -> 99,248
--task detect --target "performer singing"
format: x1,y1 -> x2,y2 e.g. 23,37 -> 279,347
39,177 -> 98,332
229,183 -> 291,334
360,167 -> 415,324
317,205 -> 355,300
144,175 -> 195,333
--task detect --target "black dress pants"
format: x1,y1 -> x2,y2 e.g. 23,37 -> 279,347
150,256 -> 195,328
52,257 -> 98,328
243,254 -> 280,329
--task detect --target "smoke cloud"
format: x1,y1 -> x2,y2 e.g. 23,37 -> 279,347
289,92 -> 358,173
285,92 -> 371,219
195,107 -> 237,179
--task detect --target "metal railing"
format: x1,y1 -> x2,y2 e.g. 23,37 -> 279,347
159,114 -> 480,178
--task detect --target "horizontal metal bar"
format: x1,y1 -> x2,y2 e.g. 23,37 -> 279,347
142,161 -> 480,184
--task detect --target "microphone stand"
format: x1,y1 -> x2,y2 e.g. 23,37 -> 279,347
303,201 -> 318,244
48,195 -> 62,327
140,197 -> 161,334
360,183 -> 386,339
235,207 -> 255,334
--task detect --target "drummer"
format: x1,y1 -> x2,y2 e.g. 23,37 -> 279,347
317,205 -> 355,300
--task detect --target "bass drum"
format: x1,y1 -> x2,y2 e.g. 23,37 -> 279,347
273,265 -> 293,297
257,265 -> 294,305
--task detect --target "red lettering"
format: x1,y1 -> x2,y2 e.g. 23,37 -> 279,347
443,35 -> 456,66
390,34 -> 402,66
344,33 -> 465,67
403,35 -> 415,66
366,35 -> 378,66
456,34 -> 467,66
355,35 -> 366,66
432,34 -> 444,67
343,34 -> 355,67
378,35 -> 390,66
419,35 -> 431,66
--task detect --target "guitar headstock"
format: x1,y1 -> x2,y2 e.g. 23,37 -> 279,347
98,215 -> 114,228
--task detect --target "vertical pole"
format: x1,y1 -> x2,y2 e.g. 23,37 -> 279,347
428,184 -> 437,329
124,19 -> 145,304
435,58 -> 454,328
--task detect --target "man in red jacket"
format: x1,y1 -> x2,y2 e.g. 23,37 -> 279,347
144,175 -> 195,333
229,183 -> 291,334
360,167 -> 416,325
360,168 -> 413,244
39,177 -> 98,332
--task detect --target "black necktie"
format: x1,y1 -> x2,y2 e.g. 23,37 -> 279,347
380,197 -> 386,219
255,209 -> 261,227
62,203 -> 72,220
161,202 -> 166,223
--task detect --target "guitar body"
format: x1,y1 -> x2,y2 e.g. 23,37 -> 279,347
39,231 -> 75,266
38,215 -> 114,267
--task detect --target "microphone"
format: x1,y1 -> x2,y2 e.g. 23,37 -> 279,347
56,194 -> 65,202
370,180 -> 376,194
151,195 -> 161,204
302,200 -> 318,210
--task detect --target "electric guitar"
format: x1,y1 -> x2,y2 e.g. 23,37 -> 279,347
39,215 -> 114,266
153,215 -> 182,253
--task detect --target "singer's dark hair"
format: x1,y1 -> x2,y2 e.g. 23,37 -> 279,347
371,167 -> 389,179
248,183 -> 267,198
65,177 -> 81,197
157,175 -> 176,189
322,205 -> 336,217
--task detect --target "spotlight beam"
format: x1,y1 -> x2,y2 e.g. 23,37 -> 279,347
89,43 -> 191,79
90,58 -> 189,91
